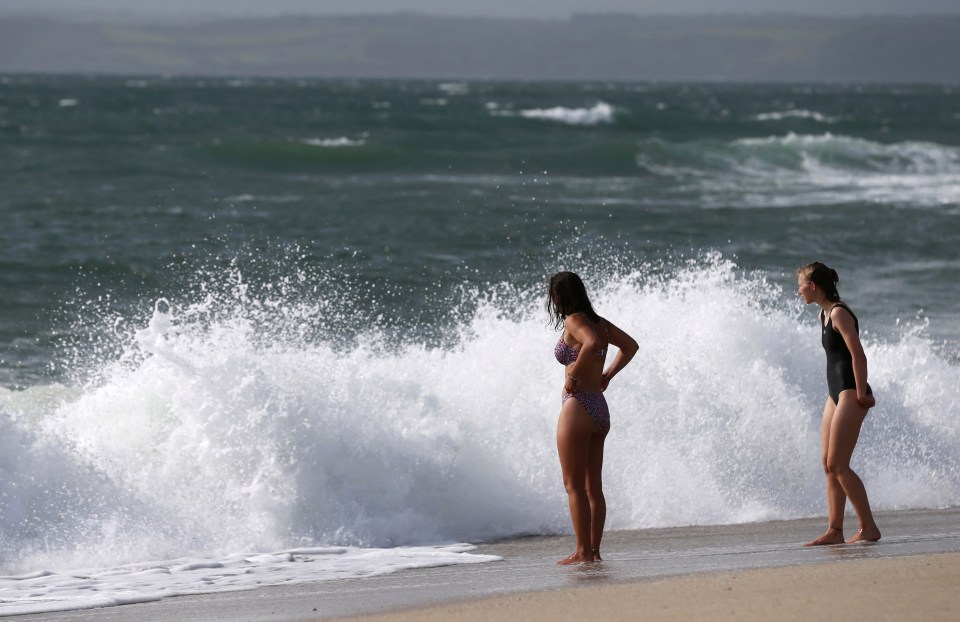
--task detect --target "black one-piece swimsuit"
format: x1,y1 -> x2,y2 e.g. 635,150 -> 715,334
821,302 -> 872,405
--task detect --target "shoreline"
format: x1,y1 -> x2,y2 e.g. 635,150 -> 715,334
7,507 -> 960,621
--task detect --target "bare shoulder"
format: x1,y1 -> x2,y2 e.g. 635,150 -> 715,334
830,305 -> 862,344
563,312 -> 589,329
830,304 -> 856,329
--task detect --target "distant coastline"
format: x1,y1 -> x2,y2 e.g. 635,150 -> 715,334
1,12 -> 959,82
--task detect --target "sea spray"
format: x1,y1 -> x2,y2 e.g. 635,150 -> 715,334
2,254 -> 959,577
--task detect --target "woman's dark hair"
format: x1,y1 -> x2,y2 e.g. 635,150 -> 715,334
548,271 -> 601,330
797,262 -> 841,302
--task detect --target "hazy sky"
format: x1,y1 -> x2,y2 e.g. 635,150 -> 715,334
4,0 -> 959,18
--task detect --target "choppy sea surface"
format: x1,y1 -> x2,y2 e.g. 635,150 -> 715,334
1,75 -> 959,614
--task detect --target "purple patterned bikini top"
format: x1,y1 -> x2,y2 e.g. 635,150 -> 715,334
554,338 -> 580,365
554,317 -> 608,366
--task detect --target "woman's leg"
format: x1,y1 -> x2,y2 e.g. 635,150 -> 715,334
585,427 -> 608,559
556,398 -> 596,564
827,391 -> 881,543
805,398 -> 847,546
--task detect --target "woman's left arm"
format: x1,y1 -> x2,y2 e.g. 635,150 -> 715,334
833,308 -> 876,409
601,320 -> 638,391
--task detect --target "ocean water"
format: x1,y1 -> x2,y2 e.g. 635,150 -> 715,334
1,75 -> 959,614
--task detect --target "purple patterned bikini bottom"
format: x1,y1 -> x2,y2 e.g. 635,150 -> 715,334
562,390 -> 610,431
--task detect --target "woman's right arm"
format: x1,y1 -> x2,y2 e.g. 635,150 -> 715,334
601,320 -> 638,390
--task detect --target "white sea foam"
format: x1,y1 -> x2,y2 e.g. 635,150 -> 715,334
1,255 -> 958,612
224,193 -> 301,204
754,110 -> 839,123
437,82 -> 469,96
504,102 -> 615,125
0,545 -> 495,616
300,137 -> 366,147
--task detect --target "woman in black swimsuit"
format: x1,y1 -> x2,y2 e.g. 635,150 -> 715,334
797,262 -> 881,545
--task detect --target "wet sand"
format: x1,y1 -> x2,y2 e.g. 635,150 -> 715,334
337,552 -> 960,622
9,508 -> 960,621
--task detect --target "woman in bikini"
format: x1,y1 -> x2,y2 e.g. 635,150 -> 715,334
797,262 -> 881,545
548,271 -> 638,565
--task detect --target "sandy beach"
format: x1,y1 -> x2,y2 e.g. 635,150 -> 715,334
337,552 -> 960,622
9,508 -> 960,621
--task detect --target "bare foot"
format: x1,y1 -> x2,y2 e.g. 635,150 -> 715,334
591,548 -> 602,562
804,527 -> 845,546
847,526 -> 881,543
557,551 -> 595,565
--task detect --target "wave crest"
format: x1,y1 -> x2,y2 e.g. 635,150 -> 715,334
2,254 -> 959,573
636,133 -> 960,207
491,101 -> 615,126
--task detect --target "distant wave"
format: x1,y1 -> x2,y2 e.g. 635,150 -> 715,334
437,82 -> 469,96
223,194 -> 301,204
735,132 -> 957,165
636,133 -> 960,207
491,101 -> 615,126
209,138 -> 395,171
299,137 -> 366,147
754,110 -> 839,123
